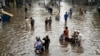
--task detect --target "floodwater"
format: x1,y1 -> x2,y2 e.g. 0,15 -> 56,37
0,0 -> 100,56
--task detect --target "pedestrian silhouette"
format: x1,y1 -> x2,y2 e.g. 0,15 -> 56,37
79,8 -> 83,16
55,13 -> 60,21
69,8 -> 73,18
45,17 -> 52,31
43,35 -> 50,50
48,16 -> 52,29
48,7 -> 53,15
30,17 -> 34,30
25,17 -> 31,30
25,6 -> 28,13
64,12 -> 69,26
28,3 -> 32,7
45,18 -> 49,31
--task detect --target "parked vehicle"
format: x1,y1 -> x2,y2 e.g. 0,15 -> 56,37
97,4 -> 100,13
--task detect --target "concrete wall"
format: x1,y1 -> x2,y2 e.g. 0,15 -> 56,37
0,0 -> 5,8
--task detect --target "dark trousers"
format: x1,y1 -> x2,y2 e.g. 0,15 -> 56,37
64,19 -> 67,26
45,44 -> 49,50
31,24 -> 34,28
65,37 -> 70,42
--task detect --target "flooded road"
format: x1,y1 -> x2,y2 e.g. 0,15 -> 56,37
0,0 -> 100,56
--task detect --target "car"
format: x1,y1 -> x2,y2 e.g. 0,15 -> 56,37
97,4 -> 100,13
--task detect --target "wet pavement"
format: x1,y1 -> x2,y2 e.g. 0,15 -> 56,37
0,0 -> 100,56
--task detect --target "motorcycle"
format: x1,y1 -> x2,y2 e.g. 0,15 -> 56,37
35,45 -> 44,54
71,37 -> 81,47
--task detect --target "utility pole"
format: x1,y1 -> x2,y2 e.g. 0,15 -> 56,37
44,0 -> 46,6
13,0 -> 16,7
58,0 -> 61,20
59,0 -> 61,13
72,0 -> 74,5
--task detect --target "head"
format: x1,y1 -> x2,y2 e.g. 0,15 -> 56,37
63,30 -> 66,34
30,17 -> 32,19
25,17 -> 27,19
80,8 -> 82,10
73,31 -> 77,35
66,12 -> 67,14
70,8 -> 72,11
65,27 -> 68,29
46,35 -> 49,39
36,37 -> 40,41
77,31 -> 80,35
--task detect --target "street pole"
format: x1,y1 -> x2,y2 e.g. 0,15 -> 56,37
72,0 -> 74,5
44,0 -> 45,6
58,0 -> 61,20
59,0 -> 60,13
13,0 -> 16,7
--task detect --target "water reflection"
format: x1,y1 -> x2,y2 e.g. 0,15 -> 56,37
35,50 -> 50,56
70,43 -> 84,53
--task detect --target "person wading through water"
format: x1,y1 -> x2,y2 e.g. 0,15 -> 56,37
30,17 -> 34,29
43,35 -> 50,50
64,12 -> 69,26
63,27 -> 70,41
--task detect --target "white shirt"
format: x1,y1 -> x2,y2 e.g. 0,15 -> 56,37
34,41 -> 42,47
25,18 -> 31,29
78,33 -> 83,41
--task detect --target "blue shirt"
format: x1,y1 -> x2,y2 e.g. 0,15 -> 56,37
64,13 -> 68,20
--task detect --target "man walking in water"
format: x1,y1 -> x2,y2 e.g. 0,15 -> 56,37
63,27 -> 69,41
43,35 -> 50,50
25,17 -> 31,29
30,17 -> 34,29
64,12 -> 69,26
69,8 -> 73,18
48,16 -> 52,29
25,6 -> 28,14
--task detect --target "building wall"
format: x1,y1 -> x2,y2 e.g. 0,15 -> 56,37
0,0 -> 5,8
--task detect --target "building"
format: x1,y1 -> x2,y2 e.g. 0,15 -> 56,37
0,0 -> 6,8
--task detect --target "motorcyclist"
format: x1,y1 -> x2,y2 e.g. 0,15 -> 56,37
77,31 -> 82,43
34,37 -> 43,52
71,30 -> 78,43
71,30 -> 82,43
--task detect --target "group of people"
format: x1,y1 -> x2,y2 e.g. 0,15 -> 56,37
60,27 -> 82,45
79,8 -> 86,16
45,5 -> 53,15
25,17 -> 34,29
45,16 -> 52,28
25,16 -> 53,30
64,8 -> 73,26
24,2 -> 85,53
34,35 -> 50,53
64,7 -> 86,26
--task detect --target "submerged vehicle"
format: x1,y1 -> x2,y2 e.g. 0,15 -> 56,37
59,32 -> 81,47
35,45 -> 43,54
34,37 -> 44,54
97,4 -> 100,13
